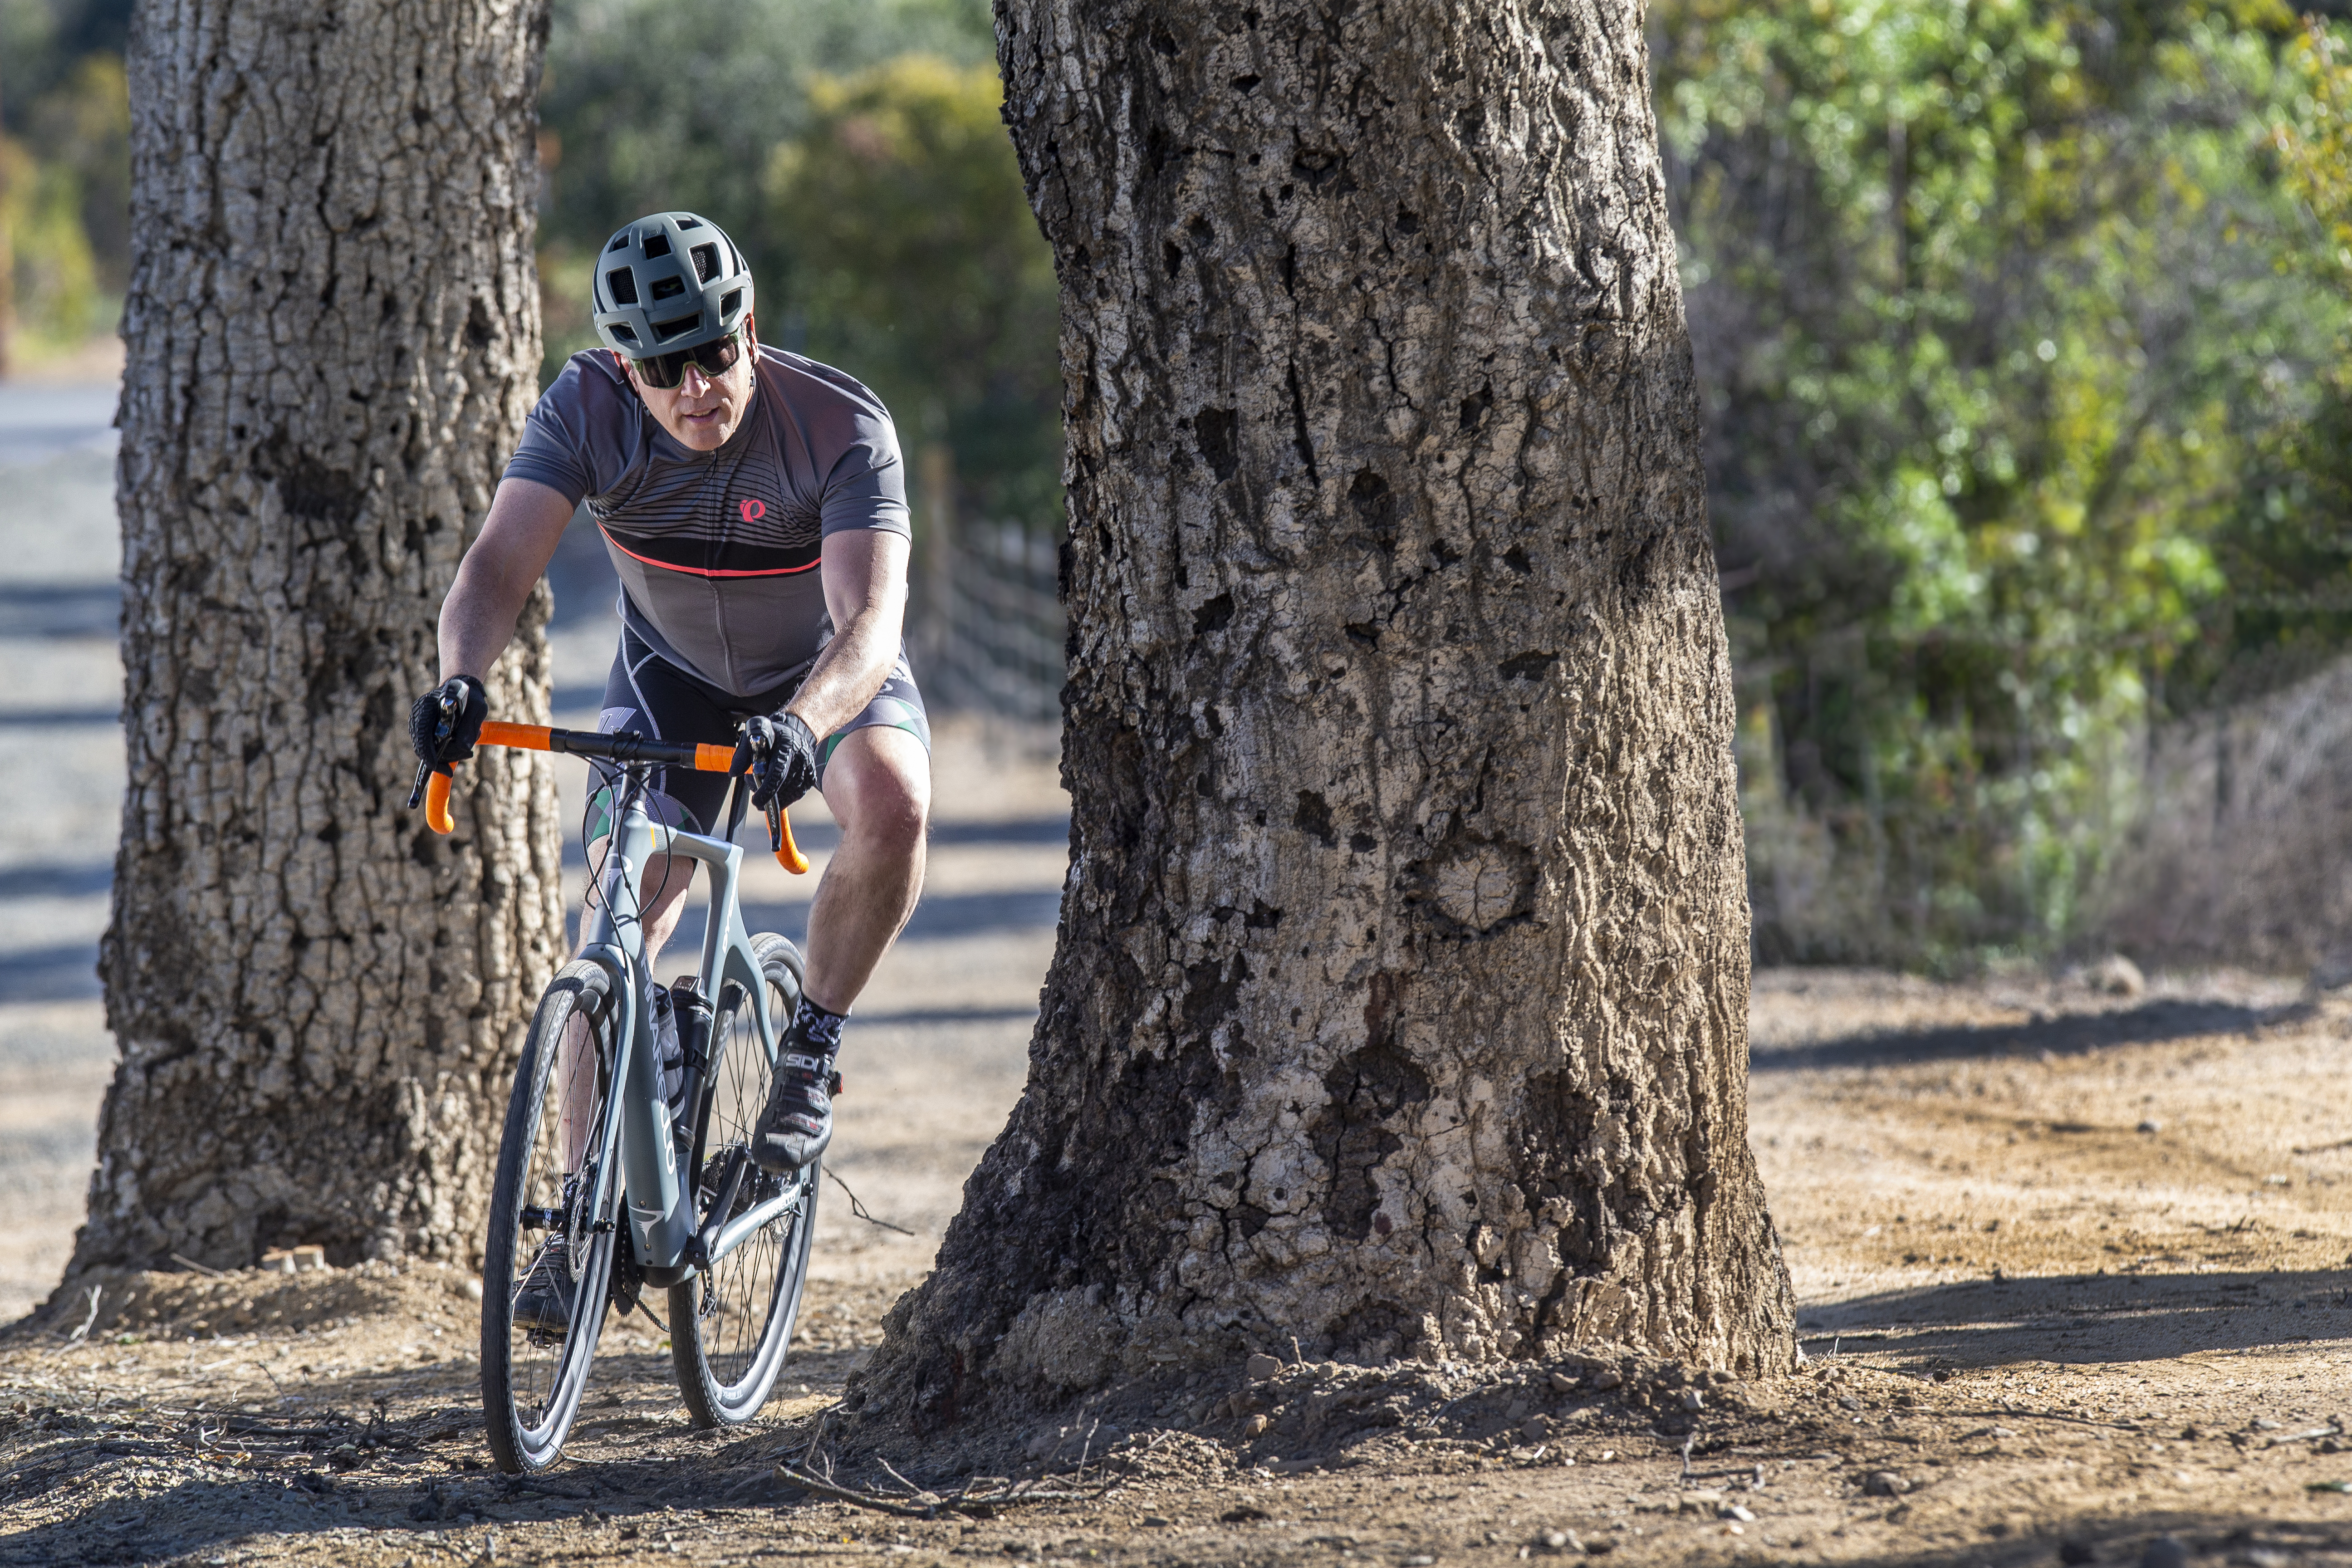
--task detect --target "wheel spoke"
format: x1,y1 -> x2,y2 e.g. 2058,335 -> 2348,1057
481,961 -> 620,1471
670,939 -> 814,1427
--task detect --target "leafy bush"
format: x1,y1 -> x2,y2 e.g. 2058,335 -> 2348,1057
1660,0 -> 2352,965
767,56 -> 1060,525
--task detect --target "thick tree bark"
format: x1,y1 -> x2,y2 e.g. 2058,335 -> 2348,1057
862,0 -> 1793,1421
68,0 -> 561,1276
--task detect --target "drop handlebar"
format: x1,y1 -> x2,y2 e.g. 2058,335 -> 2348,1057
411,720 -> 808,873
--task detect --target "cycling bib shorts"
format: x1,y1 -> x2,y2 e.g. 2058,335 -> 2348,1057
586,623 -> 931,841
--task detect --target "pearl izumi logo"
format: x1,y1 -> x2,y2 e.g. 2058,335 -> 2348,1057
739,498 -> 767,523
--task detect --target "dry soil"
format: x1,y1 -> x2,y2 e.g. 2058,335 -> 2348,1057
2,956 -> 2349,1567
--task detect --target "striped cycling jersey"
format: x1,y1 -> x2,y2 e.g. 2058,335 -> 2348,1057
504,344 -> 910,700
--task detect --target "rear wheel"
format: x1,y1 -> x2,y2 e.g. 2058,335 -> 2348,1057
671,933 -> 818,1427
481,959 -> 623,1473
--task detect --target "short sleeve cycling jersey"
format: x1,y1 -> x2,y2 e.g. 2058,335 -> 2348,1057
504,344 -> 911,701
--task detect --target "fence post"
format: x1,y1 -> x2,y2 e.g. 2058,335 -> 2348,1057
916,441 -> 956,695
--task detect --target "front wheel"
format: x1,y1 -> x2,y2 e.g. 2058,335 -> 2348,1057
481,958 -> 623,1473
671,933 -> 819,1427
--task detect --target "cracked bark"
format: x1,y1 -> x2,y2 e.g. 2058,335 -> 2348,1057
861,0 -> 1793,1423
66,0 -> 561,1278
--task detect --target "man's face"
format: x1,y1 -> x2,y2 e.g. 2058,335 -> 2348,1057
625,322 -> 757,451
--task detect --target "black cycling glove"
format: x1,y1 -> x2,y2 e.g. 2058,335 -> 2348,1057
409,675 -> 488,771
740,712 -> 821,812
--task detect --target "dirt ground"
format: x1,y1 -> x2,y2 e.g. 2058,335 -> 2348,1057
3,951 -> 2350,1567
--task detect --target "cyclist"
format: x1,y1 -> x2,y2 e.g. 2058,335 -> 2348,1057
410,211 -> 928,1323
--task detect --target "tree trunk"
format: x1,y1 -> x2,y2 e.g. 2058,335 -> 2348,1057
861,0 -> 1793,1424
67,0 -> 561,1277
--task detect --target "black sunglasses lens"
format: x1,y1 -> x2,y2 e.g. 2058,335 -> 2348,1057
636,333 -> 738,391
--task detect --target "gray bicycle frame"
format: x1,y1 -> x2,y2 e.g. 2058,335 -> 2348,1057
573,771 -> 793,1278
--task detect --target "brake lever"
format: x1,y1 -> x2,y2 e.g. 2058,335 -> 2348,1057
406,691 -> 461,810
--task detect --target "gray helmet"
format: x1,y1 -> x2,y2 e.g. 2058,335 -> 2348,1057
589,211 -> 754,358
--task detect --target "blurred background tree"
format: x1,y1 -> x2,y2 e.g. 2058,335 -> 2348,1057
0,0 -> 129,373
12,0 -> 2352,967
766,56 -> 1061,525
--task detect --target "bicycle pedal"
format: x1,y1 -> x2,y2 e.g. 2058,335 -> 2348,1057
828,1068 -> 843,1097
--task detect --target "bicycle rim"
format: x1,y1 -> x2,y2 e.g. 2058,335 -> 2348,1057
671,933 -> 816,1426
481,959 -> 622,1472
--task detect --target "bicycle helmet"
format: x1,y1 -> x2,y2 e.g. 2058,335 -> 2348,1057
589,211 -> 755,358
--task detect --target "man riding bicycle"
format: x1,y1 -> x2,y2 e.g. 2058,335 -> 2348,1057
410,212 -> 928,1312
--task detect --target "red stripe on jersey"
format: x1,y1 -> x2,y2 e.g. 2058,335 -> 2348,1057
598,523 -> 823,578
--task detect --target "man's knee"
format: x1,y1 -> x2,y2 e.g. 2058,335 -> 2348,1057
825,730 -> 929,856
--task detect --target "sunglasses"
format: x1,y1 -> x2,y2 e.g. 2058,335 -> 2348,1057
628,329 -> 743,391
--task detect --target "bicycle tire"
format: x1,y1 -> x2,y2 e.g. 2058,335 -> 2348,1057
481,958 -> 624,1472
670,931 -> 818,1427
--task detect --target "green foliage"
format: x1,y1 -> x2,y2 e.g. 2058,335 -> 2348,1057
1,130 -> 101,349
1660,0 -> 2352,964
0,3 -> 128,363
535,0 -> 996,360
768,57 -> 1061,524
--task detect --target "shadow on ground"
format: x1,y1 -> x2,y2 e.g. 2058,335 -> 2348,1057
1751,999 -> 2296,1073
1821,1519 -> 2352,1568
1798,1267 -> 2352,1367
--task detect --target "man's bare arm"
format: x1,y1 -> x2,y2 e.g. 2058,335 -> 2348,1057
438,477 -> 578,681
787,529 -> 910,738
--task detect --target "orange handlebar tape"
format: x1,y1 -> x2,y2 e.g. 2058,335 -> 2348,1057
694,743 -> 735,773
776,808 -> 809,875
425,770 -> 453,835
478,721 -> 553,751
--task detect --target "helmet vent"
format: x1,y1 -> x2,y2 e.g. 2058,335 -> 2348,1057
589,211 -> 750,363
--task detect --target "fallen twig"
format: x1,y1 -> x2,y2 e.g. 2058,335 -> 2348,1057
170,1253 -> 227,1279
773,1465 -> 938,1518
773,1462 -> 1118,1519
2264,1425 -> 2342,1446
798,1407 -> 832,1471
875,1455 -> 939,1504
57,1286 -> 103,1351
823,1170 -> 916,1236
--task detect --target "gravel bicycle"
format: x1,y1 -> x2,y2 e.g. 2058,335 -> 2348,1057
415,712 -> 821,1472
